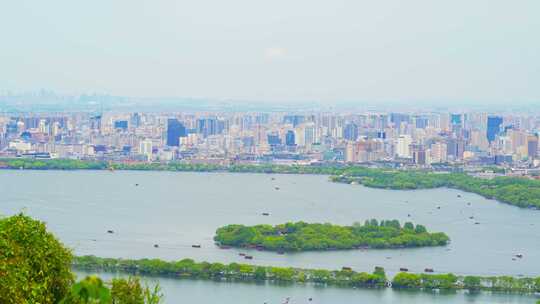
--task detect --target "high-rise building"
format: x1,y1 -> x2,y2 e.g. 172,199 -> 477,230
267,134 -> 281,146
451,114 -> 462,126
528,135 -> 539,159
396,135 -> 412,158
430,142 -> 448,163
114,120 -> 128,131
90,115 -> 102,133
390,113 -> 410,129
447,138 -> 465,160
415,117 -> 428,129
197,118 -> 224,138
345,142 -> 356,162
411,145 -> 426,165
167,119 -> 186,146
139,139 -> 153,160
487,116 -> 503,143
131,113 -> 141,128
283,115 -> 304,127
343,123 -> 359,141
304,125 -> 316,145
285,130 -> 295,146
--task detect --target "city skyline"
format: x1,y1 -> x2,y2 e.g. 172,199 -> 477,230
1,110 -> 538,172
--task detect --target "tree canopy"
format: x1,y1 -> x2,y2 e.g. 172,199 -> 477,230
0,213 -> 74,304
214,220 -> 449,252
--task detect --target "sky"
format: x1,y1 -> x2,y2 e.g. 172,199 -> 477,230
1,0 -> 539,105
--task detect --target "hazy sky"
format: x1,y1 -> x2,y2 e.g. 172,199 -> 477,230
1,0 -> 539,104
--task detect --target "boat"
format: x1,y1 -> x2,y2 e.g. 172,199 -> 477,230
262,212 -> 270,216
218,245 -> 231,249
192,244 -> 201,248
244,255 -> 253,260
107,230 -> 114,234
399,268 -> 409,272
153,244 -> 159,248
516,254 -> 523,258
239,253 -> 246,256
424,268 -> 434,273
274,186 -> 280,190
342,267 -> 352,271
474,222 -> 480,225
457,194 -> 461,198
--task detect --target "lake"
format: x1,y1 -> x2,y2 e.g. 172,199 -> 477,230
2,170 -> 539,303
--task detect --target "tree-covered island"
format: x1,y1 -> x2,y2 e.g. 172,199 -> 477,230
214,220 -> 449,252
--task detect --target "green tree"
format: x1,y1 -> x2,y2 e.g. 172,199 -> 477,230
111,277 -> 162,304
0,214 -> 74,304
60,276 -> 111,304
463,276 -> 482,290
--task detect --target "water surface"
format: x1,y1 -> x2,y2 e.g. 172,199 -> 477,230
1,169 -> 538,278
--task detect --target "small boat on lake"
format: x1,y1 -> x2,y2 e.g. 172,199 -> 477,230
192,244 -> 201,248
153,244 -> 159,248
244,255 -> 253,260
399,268 -> 409,272
424,268 -> 434,273
107,230 -> 114,234
262,212 -> 270,216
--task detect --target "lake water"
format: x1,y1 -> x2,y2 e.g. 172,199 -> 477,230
2,170 -> 539,303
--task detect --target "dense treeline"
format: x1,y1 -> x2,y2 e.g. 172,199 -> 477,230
214,220 -> 449,252
73,255 -> 388,288
3,158 -> 540,208
0,214 -> 162,304
74,255 -> 540,295
392,272 -> 540,293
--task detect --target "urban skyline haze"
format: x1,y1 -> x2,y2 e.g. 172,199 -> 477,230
1,0 -> 539,106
